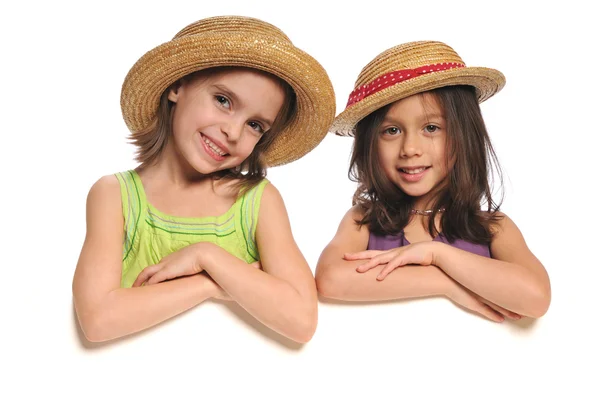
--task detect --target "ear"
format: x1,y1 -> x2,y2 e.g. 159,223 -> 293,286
167,81 -> 183,102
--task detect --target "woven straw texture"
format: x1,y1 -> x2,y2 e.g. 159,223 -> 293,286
121,16 -> 336,166
331,41 -> 505,136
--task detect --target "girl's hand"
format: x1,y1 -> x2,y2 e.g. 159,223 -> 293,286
209,261 -> 262,301
477,295 -> 522,321
445,280 -> 521,322
446,280 -> 504,322
209,278 -> 233,301
346,242 -> 436,281
132,243 -> 213,287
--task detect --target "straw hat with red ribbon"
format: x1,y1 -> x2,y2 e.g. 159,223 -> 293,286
331,41 -> 505,137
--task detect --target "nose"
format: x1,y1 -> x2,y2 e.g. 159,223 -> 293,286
400,131 -> 423,158
221,118 -> 244,142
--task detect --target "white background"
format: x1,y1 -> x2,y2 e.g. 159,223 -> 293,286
1,1 -> 598,397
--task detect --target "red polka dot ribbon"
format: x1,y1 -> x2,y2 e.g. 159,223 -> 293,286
346,62 -> 465,107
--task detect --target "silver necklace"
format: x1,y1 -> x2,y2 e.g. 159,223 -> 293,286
410,208 -> 445,216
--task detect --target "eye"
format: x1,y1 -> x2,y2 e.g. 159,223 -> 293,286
425,125 -> 439,134
215,95 -> 231,109
383,127 -> 401,136
248,121 -> 265,134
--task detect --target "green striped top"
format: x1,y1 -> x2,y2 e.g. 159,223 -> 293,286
115,170 -> 268,288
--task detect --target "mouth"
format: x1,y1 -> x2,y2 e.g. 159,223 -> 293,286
398,166 -> 431,175
200,133 -> 229,159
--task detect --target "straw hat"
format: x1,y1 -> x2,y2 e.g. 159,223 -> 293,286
121,16 -> 335,166
331,41 -> 505,136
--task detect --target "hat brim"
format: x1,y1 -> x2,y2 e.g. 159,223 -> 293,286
121,32 -> 335,166
330,67 -> 505,136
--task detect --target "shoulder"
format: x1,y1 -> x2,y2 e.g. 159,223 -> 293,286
260,179 -> 278,200
332,205 -> 369,241
485,211 -> 515,235
254,181 -> 293,238
348,204 -> 366,220
339,204 -> 368,230
318,204 -> 370,255
88,174 -> 120,202
235,178 -> 273,208
83,175 -> 125,233
257,180 -> 285,216
474,209 -> 511,235
218,176 -> 270,200
486,211 -> 528,246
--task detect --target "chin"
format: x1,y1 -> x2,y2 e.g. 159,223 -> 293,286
187,159 -> 222,175
397,183 -> 434,198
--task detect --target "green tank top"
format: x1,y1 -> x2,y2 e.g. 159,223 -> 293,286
115,170 -> 268,288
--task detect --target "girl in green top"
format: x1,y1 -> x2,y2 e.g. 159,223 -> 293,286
72,16 -> 335,344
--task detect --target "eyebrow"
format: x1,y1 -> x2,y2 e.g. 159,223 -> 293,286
382,113 -> 445,125
213,84 -> 275,127
421,113 -> 444,122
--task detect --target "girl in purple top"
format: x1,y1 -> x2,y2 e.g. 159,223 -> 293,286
316,41 -> 551,322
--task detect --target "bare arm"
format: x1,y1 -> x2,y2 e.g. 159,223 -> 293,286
200,183 -> 318,343
315,206 -> 452,301
72,176 -> 219,343
433,213 -> 551,318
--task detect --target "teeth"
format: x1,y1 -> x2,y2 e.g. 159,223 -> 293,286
401,167 -> 426,174
202,136 -> 227,156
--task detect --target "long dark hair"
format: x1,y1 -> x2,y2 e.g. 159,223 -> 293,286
350,85 -> 503,244
130,66 -> 297,192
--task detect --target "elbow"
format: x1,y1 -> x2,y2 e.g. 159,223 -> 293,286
527,284 -> 551,319
292,295 -> 318,343
77,312 -> 109,343
518,280 -> 551,319
292,311 -> 318,344
315,264 -> 342,299
75,307 -> 117,343
73,286 -> 115,343
284,292 -> 318,343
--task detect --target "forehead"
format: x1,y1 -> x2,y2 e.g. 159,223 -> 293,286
191,68 -> 281,90
385,92 -> 444,120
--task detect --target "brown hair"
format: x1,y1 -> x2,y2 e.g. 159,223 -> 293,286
350,85 -> 503,244
128,66 -> 297,191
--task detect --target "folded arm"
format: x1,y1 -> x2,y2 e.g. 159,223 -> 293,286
432,213 -> 551,318
201,183 -> 318,343
72,176 -> 218,343
316,206 -> 452,301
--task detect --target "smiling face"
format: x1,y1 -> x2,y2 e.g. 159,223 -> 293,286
166,68 -> 286,175
376,92 -> 450,208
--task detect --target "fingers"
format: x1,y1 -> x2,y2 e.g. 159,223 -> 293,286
456,296 -> 504,322
356,256 -> 386,273
481,305 -> 505,323
376,256 -> 408,280
344,250 -> 383,261
146,264 -> 196,285
132,264 -> 162,287
475,302 -> 505,323
146,269 -> 173,285
484,300 -> 522,320
449,287 -> 504,323
208,277 -> 233,302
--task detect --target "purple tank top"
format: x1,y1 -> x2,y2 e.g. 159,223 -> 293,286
368,231 -> 491,258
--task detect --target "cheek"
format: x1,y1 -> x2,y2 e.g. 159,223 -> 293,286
431,138 -> 447,167
377,142 -> 396,168
238,134 -> 262,157
434,148 -> 452,179
173,100 -> 215,131
376,146 -> 398,181
171,106 -> 195,137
